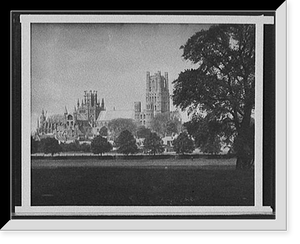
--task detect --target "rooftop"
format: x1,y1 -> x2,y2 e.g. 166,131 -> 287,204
97,109 -> 134,121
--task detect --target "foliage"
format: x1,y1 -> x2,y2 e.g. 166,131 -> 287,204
115,130 -> 138,155
60,140 -> 91,153
183,114 -> 228,154
31,136 -> 39,154
108,118 -> 137,141
91,136 -> 112,155
150,112 -> 181,137
172,132 -> 195,155
136,126 -> 151,139
172,24 -> 255,168
79,143 -> 91,153
143,132 -> 164,155
60,140 -> 79,152
99,126 -> 108,137
40,137 -> 61,156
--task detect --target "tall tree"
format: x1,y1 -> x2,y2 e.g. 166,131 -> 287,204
172,132 -> 195,155
91,135 -> 112,155
143,132 -> 164,155
173,24 -> 255,169
115,130 -> 138,155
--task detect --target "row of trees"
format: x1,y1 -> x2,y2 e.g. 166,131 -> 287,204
31,129 -> 196,156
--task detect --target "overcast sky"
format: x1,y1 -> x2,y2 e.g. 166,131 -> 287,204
31,23 -> 209,131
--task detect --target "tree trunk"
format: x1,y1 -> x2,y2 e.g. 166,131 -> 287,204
236,151 -> 253,170
234,101 -> 254,170
235,125 -> 254,170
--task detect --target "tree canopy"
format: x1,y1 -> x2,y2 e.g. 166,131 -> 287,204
172,132 -> 195,155
91,135 -> 112,155
172,24 -> 255,169
108,118 -> 137,141
115,130 -> 138,155
150,112 -> 181,137
143,132 -> 164,155
136,125 -> 152,139
40,137 -> 61,156
99,126 -> 108,137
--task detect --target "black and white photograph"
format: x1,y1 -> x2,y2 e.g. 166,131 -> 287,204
30,22 -> 258,207
7,8 -> 287,231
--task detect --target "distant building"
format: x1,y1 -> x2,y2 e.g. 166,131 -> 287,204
134,71 -> 170,127
96,108 -> 134,129
35,71 -> 173,143
35,90 -> 105,143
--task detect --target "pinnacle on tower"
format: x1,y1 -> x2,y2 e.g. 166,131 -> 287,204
64,106 -> 68,115
101,98 -> 105,109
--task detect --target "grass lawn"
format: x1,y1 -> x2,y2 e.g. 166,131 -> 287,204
31,158 -> 254,206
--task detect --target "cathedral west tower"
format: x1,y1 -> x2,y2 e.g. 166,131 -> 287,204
135,71 -> 170,128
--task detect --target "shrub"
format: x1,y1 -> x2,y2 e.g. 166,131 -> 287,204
40,137 -> 61,156
91,135 -> 112,155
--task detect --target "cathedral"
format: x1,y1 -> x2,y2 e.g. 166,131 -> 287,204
36,90 -> 105,142
35,71 -> 171,143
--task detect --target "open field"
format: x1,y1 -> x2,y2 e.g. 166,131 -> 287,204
31,158 -> 254,206
31,157 -> 236,169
